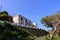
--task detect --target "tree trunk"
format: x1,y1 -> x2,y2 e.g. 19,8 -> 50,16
50,22 -> 60,40
50,27 -> 57,40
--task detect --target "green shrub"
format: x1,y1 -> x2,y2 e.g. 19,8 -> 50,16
41,34 -> 50,40
41,34 -> 60,40
0,21 -> 36,40
53,35 -> 60,40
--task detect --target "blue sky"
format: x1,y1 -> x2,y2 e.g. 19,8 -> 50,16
0,0 -> 60,30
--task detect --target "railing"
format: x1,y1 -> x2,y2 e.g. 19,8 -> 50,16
0,20 -> 39,29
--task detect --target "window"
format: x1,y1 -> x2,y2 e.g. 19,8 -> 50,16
25,20 -> 28,25
21,17 -> 23,20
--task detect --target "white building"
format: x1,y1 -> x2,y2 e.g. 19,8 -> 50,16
13,14 -> 37,28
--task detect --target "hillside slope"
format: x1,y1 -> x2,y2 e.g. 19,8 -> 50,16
0,21 -> 36,40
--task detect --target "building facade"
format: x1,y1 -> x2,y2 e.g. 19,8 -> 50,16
13,14 -> 37,28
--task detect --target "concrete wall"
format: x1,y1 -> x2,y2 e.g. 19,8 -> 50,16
19,26 -> 49,37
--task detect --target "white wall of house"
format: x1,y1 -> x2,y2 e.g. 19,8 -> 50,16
13,14 -> 37,28
13,15 -> 19,25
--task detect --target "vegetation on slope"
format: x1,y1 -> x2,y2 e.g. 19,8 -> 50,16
41,34 -> 60,40
0,21 -> 37,40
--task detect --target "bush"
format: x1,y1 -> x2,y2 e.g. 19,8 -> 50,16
53,35 -> 60,40
41,34 -> 50,40
0,21 -> 36,40
41,34 -> 60,40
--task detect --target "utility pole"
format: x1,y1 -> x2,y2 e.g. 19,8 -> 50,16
0,5 -> 2,12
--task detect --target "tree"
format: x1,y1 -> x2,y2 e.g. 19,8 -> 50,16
41,12 -> 60,40
0,11 -> 13,22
